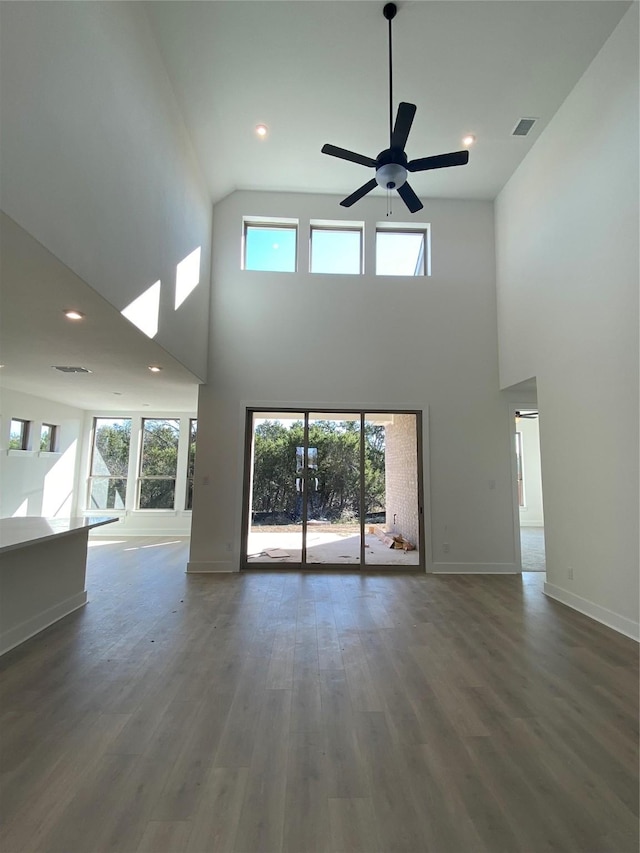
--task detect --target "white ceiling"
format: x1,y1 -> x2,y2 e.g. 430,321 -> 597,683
0,214 -> 200,413
145,0 -> 630,203
0,1 -> 630,414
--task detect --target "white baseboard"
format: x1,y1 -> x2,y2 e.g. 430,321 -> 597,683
0,591 -> 88,656
431,562 -> 518,574
187,560 -> 237,573
544,582 -> 639,641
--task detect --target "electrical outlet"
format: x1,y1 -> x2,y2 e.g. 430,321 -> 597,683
225,542 -> 232,553
443,543 -> 450,554
567,566 -> 573,580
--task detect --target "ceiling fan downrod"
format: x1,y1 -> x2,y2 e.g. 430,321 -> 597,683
320,1 -> 470,214
384,3 -> 397,149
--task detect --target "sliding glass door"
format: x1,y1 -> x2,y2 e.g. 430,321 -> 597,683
242,409 -> 423,569
305,414 -> 361,565
245,413 -> 304,564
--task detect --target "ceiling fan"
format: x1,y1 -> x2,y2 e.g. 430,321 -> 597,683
515,411 -> 539,419
322,3 -> 469,214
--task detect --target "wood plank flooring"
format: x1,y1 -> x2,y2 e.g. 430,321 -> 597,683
0,536 -> 637,852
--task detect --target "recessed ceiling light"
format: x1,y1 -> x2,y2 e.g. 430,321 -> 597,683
64,309 -> 85,320
462,134 -> 476,147
148,365 -> 162,372
255,124 -> 268,138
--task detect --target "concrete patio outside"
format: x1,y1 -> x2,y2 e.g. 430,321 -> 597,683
247,523 -> 421,566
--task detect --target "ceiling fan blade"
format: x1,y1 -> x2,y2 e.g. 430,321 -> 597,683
322,144 -> 376,168
340,178 -> 378,207
397,181 -> 423,214
391,102 -> 417,150
408,150 -> 470,172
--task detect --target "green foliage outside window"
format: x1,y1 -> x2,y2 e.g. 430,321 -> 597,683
89,418 -> 131,510
186,419 -> 197,509
9,419 -> 28,450
92,419 -> 131,476
89,478 -> 127,510
251,420 -> 385,523
139,419 -> 180,509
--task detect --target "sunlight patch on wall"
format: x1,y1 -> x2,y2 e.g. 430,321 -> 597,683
175,247 -> 201,309
42,441 -> 77,516
12,499 -> 28,517
121,280 -> 161,338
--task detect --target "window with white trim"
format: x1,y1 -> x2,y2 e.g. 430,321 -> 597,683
138,418 -> 180,509
9,418 -> 30,450
310,222 -> 363,274
40,423 -> 58,452
186,418 -> 197,510
88,418 -> 130,509
243,218 -> 298,272
375,224 -> 430,276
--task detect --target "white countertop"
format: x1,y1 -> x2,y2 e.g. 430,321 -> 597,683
0,516 -> 119,554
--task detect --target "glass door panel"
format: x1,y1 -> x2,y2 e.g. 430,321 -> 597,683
364,413 -> 421,567
246,413 -> 304,565
304,414 -> 362,565
243,409 -> 422,570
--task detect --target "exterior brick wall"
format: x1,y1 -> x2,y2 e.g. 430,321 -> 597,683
384,414 -> 419,548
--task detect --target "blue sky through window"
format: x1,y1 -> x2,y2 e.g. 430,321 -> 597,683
311,229 -> 361,274
245,226 -> 296,272
376,232 -> 425,276
245,223 -> 426,276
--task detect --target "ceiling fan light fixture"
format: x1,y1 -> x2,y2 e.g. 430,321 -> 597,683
375,162 -> 407,190
255,124 -> 268,138
321,3 -> 469,214
462,134 -> 476,147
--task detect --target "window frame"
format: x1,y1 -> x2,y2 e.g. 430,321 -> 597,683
137,417 -> 181,511
185,417 -> 197,511
242,217 -> 298,272
87,416 -> 132,511
40,423 -> 58,453
9,418 -> 30,451
309,222 -> 364,275
375,223 -> 431,277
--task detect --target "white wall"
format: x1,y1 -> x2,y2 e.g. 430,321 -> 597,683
517,416 -> 544,527
78,410 -> 196,537
496,6 -> 639,638
189,190 -> 516,573
0,389 -> 84,519
0,2 -> 212,381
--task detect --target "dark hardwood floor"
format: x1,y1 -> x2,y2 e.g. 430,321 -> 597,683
0,536 -> 637,852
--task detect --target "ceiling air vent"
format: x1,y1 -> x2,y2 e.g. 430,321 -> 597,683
52,366 -> 93,374
512,117 -> 537,137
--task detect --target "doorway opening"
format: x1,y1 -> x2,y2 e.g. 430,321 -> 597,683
515,409 -> 546,572
241,409 -> 424,570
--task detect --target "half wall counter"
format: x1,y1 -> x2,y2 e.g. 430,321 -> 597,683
0,516 -> 118,655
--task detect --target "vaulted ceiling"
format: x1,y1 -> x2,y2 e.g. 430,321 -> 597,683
145,1 -> 630,202
0,1 -> 631,412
